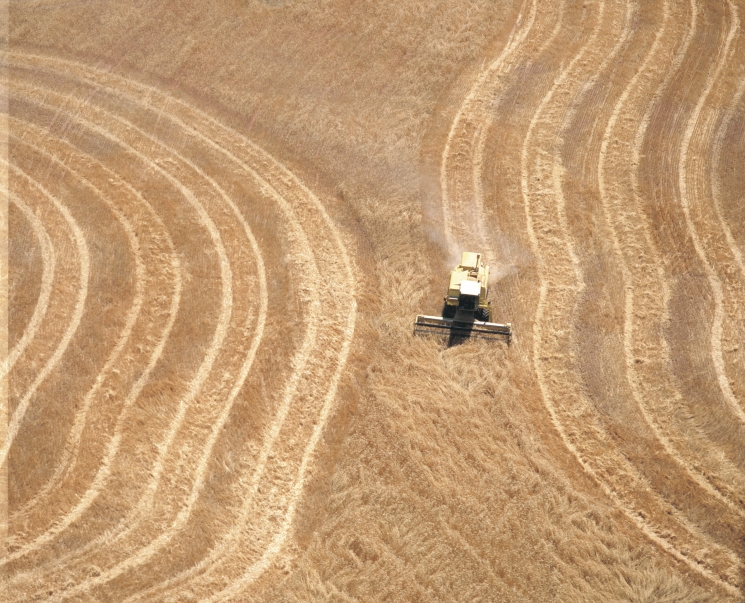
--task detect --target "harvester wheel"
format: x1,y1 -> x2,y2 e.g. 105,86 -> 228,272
442,303 -> 456,319
475,307 -> 490,322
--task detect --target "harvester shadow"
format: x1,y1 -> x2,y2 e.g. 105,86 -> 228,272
447,325 -> 474,348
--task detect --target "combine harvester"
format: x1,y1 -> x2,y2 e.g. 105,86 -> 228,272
415,251 -> 512,343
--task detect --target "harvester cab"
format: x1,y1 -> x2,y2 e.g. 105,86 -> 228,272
444,251 -> 491,321
415,251 -> 512,342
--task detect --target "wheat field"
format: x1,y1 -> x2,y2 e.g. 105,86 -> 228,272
3,0 -> 745,601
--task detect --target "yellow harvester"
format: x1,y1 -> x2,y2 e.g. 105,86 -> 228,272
415,251 -> 512,341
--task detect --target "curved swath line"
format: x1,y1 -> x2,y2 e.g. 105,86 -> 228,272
0,79 -> 244,584
51,87 -> 349,602
9,50 -> 359,289
40,74 -> 361,602
440,0 -> 538,263
678,0 -> 745,426
120,183 -> 323,602
178,142 -> 356,603
598,0 -> 745,516
115,154 -> 349,603
7,85 -> 272,596
6,88 -> 268,598
188,145 -> 357,603
2,253 -> 180,565
20,40 -> 355,562
712,73 -> 745,315
560,0 -> 635,140
549,0 -> 637,276
9,53 -> 357,598
207,302 -> 356,603
87,178 -> 316,600
633,0 -> 745,502
630,0 -> 695,376
522,0 -> 741,593
4,193 -> 56,379
469,0 -> 539,270
632,0 -> 745,486
6,121 -> 162,523
1,162 -> 90,469
2,83 -> 234,570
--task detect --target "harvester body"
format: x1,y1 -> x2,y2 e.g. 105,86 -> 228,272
444,251 -> 492,320
415,251 -> 512,342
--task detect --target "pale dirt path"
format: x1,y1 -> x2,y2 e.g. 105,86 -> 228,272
519,0 -> 741,594
5,52 -> 357,602
7,119 -> 182,538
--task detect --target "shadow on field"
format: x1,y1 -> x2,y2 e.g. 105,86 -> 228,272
447,328 -> 474,348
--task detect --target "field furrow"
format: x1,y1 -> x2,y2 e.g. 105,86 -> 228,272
4,50 -> 358,602
4,161 -> 90,469
4,195 -> 55,382
638,0 -> 745,494
599,0 -> 745,518
7,119 -> 182,541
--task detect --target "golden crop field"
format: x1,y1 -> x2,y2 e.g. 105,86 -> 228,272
3,0 -> 745,600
